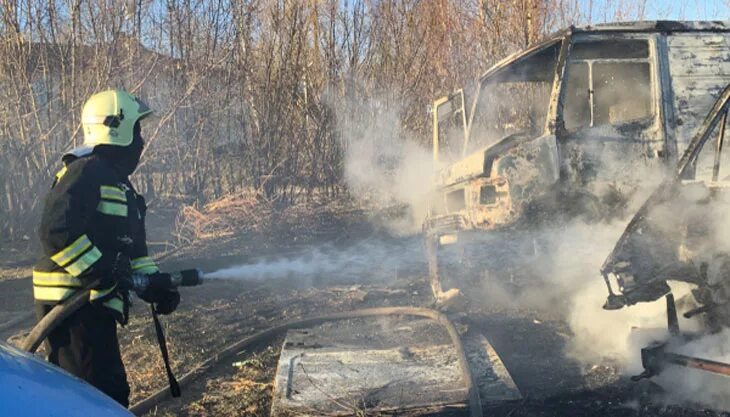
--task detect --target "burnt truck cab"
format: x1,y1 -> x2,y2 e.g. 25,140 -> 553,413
424,21 -> 730,305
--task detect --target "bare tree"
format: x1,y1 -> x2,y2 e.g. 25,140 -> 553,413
0,0 -> 639,243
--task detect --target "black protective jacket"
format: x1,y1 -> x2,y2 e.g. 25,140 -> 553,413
33,153 -> 158,323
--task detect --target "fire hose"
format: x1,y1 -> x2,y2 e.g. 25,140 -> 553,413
20,278 -> 103,353
129,306 -> 484,417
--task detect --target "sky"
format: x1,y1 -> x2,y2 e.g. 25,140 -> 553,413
586,0 -> 729,22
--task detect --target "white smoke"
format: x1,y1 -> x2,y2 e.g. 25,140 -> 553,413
332,90 -> 437,235
203,92 -> 438,291
205,92 -> 437,282
620,182 -> 730,409
464,217 -> 697,371
553,127 -> 730,410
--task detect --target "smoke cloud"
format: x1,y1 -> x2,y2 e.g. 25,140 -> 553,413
551,119 -> 730,410
330,89 -> 437,235
462,218 -> 695,370
616,175 -> 730,409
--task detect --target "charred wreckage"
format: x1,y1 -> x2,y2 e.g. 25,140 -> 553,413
424,21 -> 730,383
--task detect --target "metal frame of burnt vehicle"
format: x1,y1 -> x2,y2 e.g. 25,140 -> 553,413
601,84 -> 730,380
423,21 -> 730,307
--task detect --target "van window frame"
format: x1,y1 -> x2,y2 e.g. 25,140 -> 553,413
562,35 -> 657,131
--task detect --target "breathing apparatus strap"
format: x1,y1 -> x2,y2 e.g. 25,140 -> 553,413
150,305 -> 181,398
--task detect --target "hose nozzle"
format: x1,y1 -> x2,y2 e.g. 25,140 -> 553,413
131,269 -> 205,293
173,268 -> 204,287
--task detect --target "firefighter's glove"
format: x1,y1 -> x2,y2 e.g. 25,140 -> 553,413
152,288 -> 180,315
135,273 -> 180,315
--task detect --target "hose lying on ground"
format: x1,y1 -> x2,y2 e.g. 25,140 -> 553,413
129,306 -> 484,417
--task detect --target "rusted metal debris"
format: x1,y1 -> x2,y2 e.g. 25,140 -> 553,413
634,342 -> 730,381
130,307 -> 487,417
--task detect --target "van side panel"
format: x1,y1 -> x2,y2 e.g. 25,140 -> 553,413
667,33 -> 730,154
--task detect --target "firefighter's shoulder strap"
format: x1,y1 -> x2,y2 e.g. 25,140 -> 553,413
150,305 -> 181,398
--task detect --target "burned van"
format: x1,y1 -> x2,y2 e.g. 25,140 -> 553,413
424,21 -> 730,306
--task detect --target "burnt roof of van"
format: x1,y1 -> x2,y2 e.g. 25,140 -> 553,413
573,20 -> 730,33
478,20 -> 729,83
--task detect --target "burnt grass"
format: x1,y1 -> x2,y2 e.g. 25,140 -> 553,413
6,246 -> 730,417
4,203 -> 730,417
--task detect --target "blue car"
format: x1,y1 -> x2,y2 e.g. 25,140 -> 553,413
0,342 -> 132,416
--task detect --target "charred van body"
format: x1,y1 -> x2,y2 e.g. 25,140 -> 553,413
424,21 -> 730,306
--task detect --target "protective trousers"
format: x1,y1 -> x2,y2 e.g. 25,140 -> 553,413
35,302 -> 130,407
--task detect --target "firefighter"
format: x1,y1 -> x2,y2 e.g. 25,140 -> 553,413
32,89 -> 179,407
